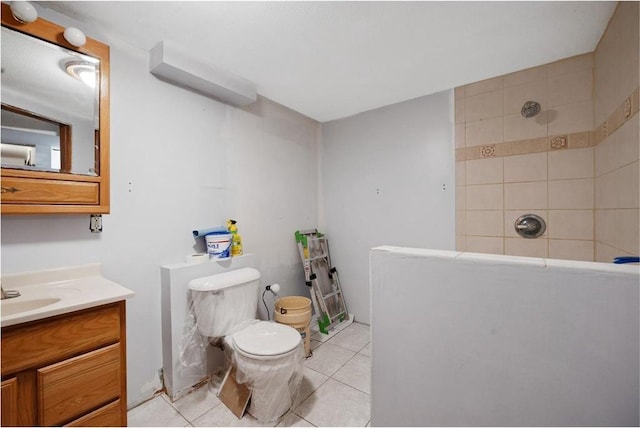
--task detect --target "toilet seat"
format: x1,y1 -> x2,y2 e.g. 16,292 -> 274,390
231,321 -> 301,359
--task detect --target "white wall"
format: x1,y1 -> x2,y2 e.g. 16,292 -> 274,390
370,247 -> 640,426
0,6 -> 318,408
320,91 -> 456,324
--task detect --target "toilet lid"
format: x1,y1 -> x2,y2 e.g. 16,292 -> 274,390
232,321 -> 301,357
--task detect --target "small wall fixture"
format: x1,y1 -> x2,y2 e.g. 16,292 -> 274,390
63,27 -> 87,47
514,214 -> 546,239
9,1 -> 38,23
89,214 -> 103,233
521,100 -> 541,119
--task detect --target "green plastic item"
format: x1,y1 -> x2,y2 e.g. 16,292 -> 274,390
295,229 -> 325,248
295,230 -> 307,247
317,313 -> 331,335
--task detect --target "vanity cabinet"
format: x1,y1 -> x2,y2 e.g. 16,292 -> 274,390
0,301 -> 127,426
1,3 -> 110,214
1,378 -> 18,426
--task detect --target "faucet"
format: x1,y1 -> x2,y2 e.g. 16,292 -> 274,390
1,286 -> 20,300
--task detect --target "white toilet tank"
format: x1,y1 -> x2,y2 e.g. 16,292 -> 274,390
188,268 -> 260,338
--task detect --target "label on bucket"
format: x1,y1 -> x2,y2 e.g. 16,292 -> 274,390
205,233 -> 232,259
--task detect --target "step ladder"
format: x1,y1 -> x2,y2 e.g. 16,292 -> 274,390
295,229 -> 350,335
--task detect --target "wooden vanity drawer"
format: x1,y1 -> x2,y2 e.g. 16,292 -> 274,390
1,177 -> 99,205
1,303 -> 121,376
65,399 -> 122,427
38,344 -> 120,426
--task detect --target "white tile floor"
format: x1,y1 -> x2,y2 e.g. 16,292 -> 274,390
128,322 -> 371,427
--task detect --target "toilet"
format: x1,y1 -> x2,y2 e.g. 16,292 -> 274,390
187,268 -> 304,423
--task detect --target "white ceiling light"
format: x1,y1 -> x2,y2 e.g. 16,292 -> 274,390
63,27 -> 87,47
65,61 -> 96,88
10,1 -> 38,23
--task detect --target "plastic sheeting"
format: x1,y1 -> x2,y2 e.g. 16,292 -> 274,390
178,291 -> 209,371
178,297 -> 304,424
231,321 -> 304,423
188,275 -> 259,338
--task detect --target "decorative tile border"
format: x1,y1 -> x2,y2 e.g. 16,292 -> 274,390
456,86 -> 639,162
457,132 -> 591,161
591,87 -> 639,146
550,136 -> 567,150
481,145 -> 495,157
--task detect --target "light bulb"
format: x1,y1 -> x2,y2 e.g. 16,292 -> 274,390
77,70 -> 96,88
10,1 -> 38,23
63,27 -> 87,47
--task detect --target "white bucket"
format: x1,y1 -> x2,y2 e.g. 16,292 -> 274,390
205,233 -> 232,259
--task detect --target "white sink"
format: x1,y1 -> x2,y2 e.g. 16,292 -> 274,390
2,297 -> 61,316
1,263 -> 134,327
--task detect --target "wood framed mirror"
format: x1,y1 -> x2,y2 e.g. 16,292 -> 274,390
1,3 -> 110,214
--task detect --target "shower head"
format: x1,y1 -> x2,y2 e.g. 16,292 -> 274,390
521,101 -> 541,118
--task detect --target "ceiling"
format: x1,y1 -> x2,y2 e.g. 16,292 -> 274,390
39,1 -> 616,123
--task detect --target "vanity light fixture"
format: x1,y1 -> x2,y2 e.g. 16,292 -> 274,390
63,27 -> 87,48
9,1 -> 38,23
65,60 -> 97,88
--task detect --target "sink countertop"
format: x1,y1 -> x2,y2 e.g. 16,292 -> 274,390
1,263 -> 135,328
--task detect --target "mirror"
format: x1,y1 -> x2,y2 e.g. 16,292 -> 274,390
1,3 -> 110,214
1,105 -> 70,171
1,26 -> 100,176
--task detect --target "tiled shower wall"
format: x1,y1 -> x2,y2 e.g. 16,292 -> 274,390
455,2 -> 639,262
593,1 -> 640,262
455,54 -> 597,260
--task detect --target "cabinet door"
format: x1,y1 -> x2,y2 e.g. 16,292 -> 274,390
1,378 -> 18,426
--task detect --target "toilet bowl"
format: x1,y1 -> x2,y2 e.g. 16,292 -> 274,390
226,320 -> 303,422
188,268 -> 304,423
229,319 -> 301,359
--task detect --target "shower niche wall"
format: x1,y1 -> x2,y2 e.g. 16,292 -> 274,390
454,1 -> 639,263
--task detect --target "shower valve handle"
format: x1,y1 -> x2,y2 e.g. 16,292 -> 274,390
514,214 -> 546,239
516,222 -> 535,231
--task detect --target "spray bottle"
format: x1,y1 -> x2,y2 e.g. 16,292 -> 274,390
227,219 -> 243,257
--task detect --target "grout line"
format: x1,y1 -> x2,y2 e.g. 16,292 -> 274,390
161,393 -> 199,425
291,409 -> 317,427
330,376 -> 371,396
128,390 -> 167,412
127,393 -> 191,427
546,139 -> 550,258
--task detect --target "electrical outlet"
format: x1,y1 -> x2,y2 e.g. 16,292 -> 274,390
89,214 -> 103,233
